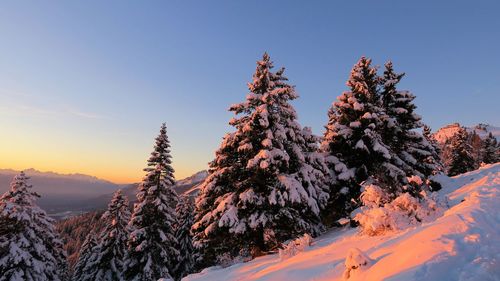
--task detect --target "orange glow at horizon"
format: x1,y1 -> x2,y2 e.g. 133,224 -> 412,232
0,119 -> 209,184
0,133 -> 202,184
0,160 -> 199,184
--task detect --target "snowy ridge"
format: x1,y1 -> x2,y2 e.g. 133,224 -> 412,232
434,123 -> 500,143
0,168 -> 115,184
0,168 -> 122,217
176,171 -> 208,187
175,170 -> 208,196
184,163 -> 500,281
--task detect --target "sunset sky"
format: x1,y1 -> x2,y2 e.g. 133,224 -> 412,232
1,1 -> 499,183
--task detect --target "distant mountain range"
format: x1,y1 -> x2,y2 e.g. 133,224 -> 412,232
0,168 -> 124,217
433,123 -> 500,144
0,168 -> 207,219
82,170 -> 208,215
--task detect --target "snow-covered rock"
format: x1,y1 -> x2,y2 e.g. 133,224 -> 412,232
183,163 -> 500,281
342,248 -> 373,280
434,123 -> 500,143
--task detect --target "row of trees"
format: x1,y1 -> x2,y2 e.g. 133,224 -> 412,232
441,127 -> 499,176
1,54 -> 495,281
191,54 -> 442,267
56,210 -> 107,269
0,124 -> 195,281
73,123 -> 195,281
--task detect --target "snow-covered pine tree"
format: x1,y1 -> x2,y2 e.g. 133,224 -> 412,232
321,57 -> 405,218
173,196 -> 195,280
0,172 -> 68,281
481,132 -> 499,164
192,53 -> 329,265
422,125 -> 432,141
423,125 -> 442,160
123,123 -> 179,281
421,126 -> 435,150
83,189 -> 131,281
468,130 -> 481,168
445,127 -> 476,176
380,61 -> 441,179
72,232 -> 98,281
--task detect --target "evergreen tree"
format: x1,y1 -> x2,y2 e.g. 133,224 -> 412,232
321,57 -> 405,218
482,132 -> 499,164
173,196 -> 195,280
0,172 -> 68,281
423,125 -> 442,157
123,123 -> 179,281
469,130 -> 483,168
192,53 -> 329,265
72,232 -> 98,281
422,125 -> 432,141
445,127 -> 476,176
380,61 -> 441,178
84,190 -> 131,281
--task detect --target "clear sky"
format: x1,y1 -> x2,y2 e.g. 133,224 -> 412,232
0,1 -> 499,183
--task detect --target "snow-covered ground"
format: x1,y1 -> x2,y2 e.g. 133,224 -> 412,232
184,163 -> 500,281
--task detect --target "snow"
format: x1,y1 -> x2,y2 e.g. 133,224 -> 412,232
354,140 -> 368,151
183,163 -> 500,281
407,175 -> 423,186
176,171 -> 209,187
343,248 -> 373,279
354,191 -> 444,236
372,141 -> 391,159
278,234 -> 314,261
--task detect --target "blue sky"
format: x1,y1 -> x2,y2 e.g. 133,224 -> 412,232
0,1 -> 499,182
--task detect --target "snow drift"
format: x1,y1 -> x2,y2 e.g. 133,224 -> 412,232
184,163 -> 500,281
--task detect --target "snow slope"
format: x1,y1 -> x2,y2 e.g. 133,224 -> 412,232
184,163 -> 500,281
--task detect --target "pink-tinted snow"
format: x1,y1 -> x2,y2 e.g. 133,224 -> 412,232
183,163 -> 500,281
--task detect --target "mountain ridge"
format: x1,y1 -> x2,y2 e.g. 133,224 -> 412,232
0,168 -> 208,219
433,123 -> 500,143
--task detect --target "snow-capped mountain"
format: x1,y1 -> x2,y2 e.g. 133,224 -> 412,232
0,168 -> 208,219
433,123 -> 500,143
83,170 -> 208,214
0,168 -> 118,190
175,170 -> 208,195
0,168 -> 123,217
184,163 -> 500,281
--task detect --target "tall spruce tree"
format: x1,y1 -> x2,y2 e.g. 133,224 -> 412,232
192,53 -> 329,265
83,190 -> 131,281
423,125 -> 442,157
0,172 -> 68,281
123,123 -> 179,281
445,127 -> 476,176
73,232 -> 98,281
481,132 -> 499,164
173,196 -> 195,280
422,125 -> 438,151
380,61 -> 441,178
321,57 -> 405,218
469,130 -> 483,169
